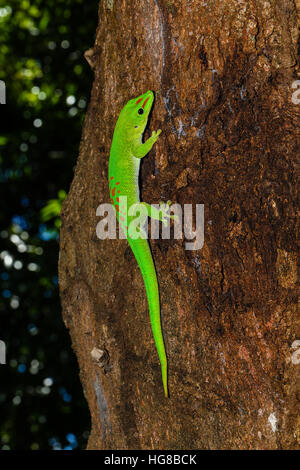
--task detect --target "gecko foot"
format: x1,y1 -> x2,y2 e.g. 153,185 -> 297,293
159,200 -> 178,226
151,129 -> 162,143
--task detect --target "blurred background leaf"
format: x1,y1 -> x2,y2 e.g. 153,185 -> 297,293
0,0 -> 99,450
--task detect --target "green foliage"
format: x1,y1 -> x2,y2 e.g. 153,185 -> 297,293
0,0 -> 99,450
41,190 -> 66,229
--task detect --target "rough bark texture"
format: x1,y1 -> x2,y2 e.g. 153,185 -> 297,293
58,0 -> 300,449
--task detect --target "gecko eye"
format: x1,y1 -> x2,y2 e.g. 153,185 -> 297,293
134,125 -> 138,128
138,108 -> 144,115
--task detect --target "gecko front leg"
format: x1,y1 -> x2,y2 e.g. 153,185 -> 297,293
132,130 -> 162,158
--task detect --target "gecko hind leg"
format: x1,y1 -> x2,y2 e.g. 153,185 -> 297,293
141,201 -> 178,227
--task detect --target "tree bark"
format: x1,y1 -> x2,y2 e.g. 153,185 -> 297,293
58,0 -> 300,449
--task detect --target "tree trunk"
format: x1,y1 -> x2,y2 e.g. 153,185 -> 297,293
58,0 -> 300,450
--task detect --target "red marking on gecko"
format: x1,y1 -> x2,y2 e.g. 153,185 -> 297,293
112,187 -> 116,197
117,190 -> 120,194
142,97 -> 149,109
115,205 -> 119,212
110,176 -> 114,180
115,182 -> 120,185
120,216 -> 124,221
136,98 -> 143,105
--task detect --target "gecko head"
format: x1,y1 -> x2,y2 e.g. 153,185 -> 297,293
119,90 -> 154,136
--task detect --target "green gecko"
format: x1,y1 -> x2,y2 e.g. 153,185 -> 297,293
108,90 -> 174,397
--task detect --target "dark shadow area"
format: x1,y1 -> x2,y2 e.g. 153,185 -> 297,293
0,0 -> 99,450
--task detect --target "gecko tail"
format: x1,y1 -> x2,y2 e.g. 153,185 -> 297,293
128,237 -> 169,398
162,361 -> 169,398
